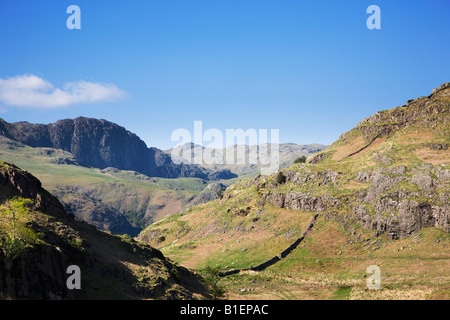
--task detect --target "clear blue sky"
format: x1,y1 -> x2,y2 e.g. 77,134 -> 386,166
0,0 -> 449,149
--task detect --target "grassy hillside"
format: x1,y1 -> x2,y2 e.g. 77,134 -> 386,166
139,190 -> 449,300
0,137 -> 209,235
138,83 -> 450,300
0,161 -> 210,299
220,221 -> 449,300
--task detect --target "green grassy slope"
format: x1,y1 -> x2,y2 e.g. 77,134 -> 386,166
0,137 -> 209,235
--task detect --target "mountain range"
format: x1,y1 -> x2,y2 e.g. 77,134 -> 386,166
0,83 -> 448,300
0,117 -> 236,180
0,118 -> 323,236
166,142 -> 327,176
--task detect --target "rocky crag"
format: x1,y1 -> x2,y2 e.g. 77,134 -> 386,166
0,117 -> 236,180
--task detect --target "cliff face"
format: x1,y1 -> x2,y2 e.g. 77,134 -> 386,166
0,117 -> 236,180
258,163 -> 449,239
0,161 -> 209,299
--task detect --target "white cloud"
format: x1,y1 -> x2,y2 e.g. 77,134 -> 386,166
0,74 -> 126,108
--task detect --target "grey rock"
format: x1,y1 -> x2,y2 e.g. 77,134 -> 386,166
188,182 -> 227,207
412,172 -> 434,194
356,171 -> 372,182
388,166 -> 406,175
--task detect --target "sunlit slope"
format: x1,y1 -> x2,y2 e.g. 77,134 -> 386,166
138,83 -> 449,299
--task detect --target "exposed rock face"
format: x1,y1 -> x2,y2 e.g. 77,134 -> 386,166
251,83 -> 450,239
263,190 -> 338,212
188,182 -> 227,207
259,165 -> 449,239
0,162 -> 67,218
0,117 -> 236,180
353,166 -> 449,238
308,151 -> 331,164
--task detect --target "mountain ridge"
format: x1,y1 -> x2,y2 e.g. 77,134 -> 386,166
0,117 -> 237,180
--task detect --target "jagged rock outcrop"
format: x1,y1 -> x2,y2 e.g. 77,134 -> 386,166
188,182 -> 227,207
258,163 -> 449,239
0,162 -> 67,218
0,117 -> 236,180
353,165 -> 449,238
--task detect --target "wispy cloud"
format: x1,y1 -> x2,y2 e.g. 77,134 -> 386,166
0,74 -> 126,108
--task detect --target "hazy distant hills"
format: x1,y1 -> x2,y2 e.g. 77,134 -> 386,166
166,142 -> 327,176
